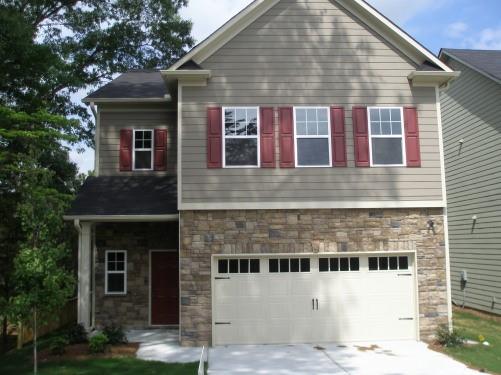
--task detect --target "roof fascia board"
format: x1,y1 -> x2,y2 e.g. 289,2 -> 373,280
336,0 -> 452,72
169,0 -> 280,70
82,97 -> 170,104
161,70 -> 211,80
63,214 -> 179,222
439,50 -> 501,85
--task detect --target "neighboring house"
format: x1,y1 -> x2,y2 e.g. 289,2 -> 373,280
65,0 -> 459,347
439,49 -> 501,316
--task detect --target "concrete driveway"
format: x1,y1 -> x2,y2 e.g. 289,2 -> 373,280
208,341 -> 482,375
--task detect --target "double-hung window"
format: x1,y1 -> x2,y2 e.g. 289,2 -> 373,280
294,107 -> 332,167
105,250 -> 127,295
133,130 -> 153,170
223,107 -> 259,167
368,107 -> 406,166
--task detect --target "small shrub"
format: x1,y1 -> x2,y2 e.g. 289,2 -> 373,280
103,324 -> 127,345
436,325 -> 464,347
66,323 -> 88,344
88,332 -> 109,354
49,336 -> 69,356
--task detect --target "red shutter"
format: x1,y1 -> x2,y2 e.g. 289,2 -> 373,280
119,129 -> 132,171
260,107 -> 275,168
404,107 -> 421,167
352,106 -> 370,167
279,107 -> 295,168
207,107 -> 222,168
154,129 -> 167,171
330,106 -> 347,167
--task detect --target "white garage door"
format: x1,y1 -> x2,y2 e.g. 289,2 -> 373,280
213,253 -> 417,345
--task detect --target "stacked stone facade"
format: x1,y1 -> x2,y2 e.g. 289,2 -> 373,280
180,208 -> 448,346
94,222 -> 178,329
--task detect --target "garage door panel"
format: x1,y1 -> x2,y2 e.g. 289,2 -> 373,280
213,253 -> 417,345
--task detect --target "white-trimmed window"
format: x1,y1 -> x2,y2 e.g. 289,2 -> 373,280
294,107 -> 332,167
223,107 -> 260,167
133,129 -> 153,170
368,107 -> 406,167
105,250 -> 127,295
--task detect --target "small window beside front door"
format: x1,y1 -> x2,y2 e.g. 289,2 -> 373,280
105,250 -> 127,295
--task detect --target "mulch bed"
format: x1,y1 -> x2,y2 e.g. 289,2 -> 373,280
39,342 -> 140,363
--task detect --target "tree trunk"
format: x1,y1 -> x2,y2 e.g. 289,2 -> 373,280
33,308 -> 37,375
2,316 -> 7,352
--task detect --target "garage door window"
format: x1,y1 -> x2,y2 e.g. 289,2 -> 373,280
269,258 -> 310,273
369,256 -> 409,271
319,257 -> 359,272
218,258 -> 260,274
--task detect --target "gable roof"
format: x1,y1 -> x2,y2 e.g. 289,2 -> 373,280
83,70 -> 170,103
169,0 -> 452,73
440,49 -> 501,84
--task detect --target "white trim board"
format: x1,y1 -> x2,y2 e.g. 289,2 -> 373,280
180,200 -> 446,211
169,0 -> 451,73
63,214 -> 179,222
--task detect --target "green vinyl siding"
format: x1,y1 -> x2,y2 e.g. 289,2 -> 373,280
441,58 -> 501,315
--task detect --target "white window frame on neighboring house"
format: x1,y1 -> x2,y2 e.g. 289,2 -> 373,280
293,107 -> 332,168
367,107 -> 406,167
132,129 -> 154,171
222,107 -> 260,168
105,250 -> 127,295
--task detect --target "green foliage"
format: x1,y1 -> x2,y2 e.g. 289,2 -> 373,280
436,324 -> 465,347
49,335 -> 69,356
102,325 -> 127,345
88,333 -> 109,354
65,323 -> 88,345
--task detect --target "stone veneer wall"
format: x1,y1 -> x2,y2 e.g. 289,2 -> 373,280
180,208 -> 448,346
94,222 -> 178,329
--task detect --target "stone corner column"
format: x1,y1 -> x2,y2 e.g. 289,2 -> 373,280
77,222 -> 92,330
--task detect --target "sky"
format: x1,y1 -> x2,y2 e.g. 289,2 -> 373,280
71,0 -> 501,173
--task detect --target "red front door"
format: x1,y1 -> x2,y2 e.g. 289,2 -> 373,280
151,251 -> 179,325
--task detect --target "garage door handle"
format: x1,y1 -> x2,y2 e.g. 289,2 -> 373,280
215,277 -> 230,280
316,299 -> 319,310
399,318 -> 414,321
215,322 -> 232,325
312,299 -> 315,310
398,273 -> 412,277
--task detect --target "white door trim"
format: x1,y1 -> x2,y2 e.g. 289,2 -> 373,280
149,249 -> 179,327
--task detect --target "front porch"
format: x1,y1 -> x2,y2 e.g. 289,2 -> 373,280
64,176 -> 180,332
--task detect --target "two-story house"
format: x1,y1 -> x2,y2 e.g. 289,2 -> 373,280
65,0 -> 459,347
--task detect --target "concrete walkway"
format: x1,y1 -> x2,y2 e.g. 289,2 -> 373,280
209,341 -> 482,375
127,329 -> 202,363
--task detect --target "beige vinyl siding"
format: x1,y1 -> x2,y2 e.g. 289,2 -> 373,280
181,0 -> 443,205
98,104 -> 177,176
441,58 -> 501,315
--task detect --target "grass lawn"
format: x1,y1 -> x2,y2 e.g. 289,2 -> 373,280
443,308 -> 501,374
0,337 -> 198,375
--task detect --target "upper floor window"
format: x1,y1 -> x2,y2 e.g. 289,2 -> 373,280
294,107 -> 332,167
223,107 -> 260,167
133,129 -> 153,170
368,107 -> 405,166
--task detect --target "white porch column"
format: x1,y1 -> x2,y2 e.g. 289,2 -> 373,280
77,221 -> 92,330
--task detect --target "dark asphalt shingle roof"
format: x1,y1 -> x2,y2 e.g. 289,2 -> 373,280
67,176 -> 177,216
84,70 -> 169,101
417,61 -> 443,71
441,49 -> 501,83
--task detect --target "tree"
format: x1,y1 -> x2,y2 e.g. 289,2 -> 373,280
9,167 -> 75,374
0,0 -> 194,352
